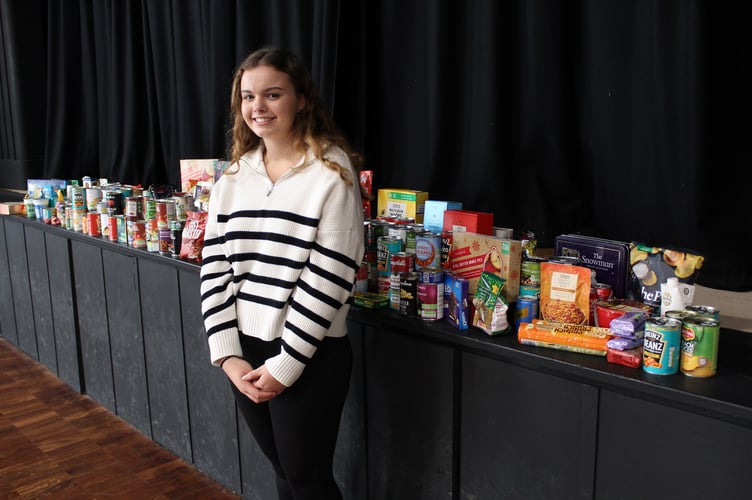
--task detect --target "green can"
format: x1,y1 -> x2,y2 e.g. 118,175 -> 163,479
680,317 -> 720,378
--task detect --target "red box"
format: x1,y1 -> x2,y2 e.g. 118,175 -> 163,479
442,210 -> 494,235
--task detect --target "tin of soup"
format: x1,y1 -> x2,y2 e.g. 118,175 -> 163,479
643,317 -> 682,375
680,317 -> 720,378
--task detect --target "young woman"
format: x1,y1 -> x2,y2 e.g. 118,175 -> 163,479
200,47 -> 365,500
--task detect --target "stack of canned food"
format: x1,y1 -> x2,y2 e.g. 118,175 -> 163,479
358,217 -> 447,320
50,177 -> 194,258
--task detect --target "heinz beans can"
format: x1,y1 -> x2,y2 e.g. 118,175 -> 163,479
680,317 -> 720,378
643,317 -> 682,375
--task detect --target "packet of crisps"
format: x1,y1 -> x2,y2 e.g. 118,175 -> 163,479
626,242 -> 704,312
471,272 -> 509,335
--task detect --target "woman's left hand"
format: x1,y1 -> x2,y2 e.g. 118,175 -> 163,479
242,364 -> 286,400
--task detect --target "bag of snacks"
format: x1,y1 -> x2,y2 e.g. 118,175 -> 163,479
180,210 -> 208,262
626,242 -> 704,312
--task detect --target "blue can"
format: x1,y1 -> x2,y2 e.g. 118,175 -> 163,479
414,232 -> 442,270
643,317 -> 682,375
515,296 -> 539,330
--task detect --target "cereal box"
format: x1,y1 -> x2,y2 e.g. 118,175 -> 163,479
450,232 -> 521,302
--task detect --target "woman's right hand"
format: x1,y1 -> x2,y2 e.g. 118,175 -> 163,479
222,356 -> 279,403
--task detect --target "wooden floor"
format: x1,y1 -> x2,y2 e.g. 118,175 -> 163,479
0,337 -> 241,499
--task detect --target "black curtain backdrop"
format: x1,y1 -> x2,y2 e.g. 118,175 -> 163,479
1,0 -> 750,291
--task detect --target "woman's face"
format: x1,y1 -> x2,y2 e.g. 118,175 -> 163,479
240,65 -> 304,143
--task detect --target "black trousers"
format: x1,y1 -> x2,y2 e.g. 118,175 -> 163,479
231,334 -> 352,500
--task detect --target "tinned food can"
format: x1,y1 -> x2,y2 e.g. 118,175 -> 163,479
399,272 -> 419,317
680,317 -> 721,378
515,295 -> 539,330
377,236 -> 403,277
684,305 -> 720,321
643,317 -> 682,375
417,282 -> 443,320
414,232 -> 442,270
440,230 -> 453,269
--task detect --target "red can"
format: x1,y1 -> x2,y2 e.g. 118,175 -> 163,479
86,212 -> 101,237
390,252 -> 414,275
107,215 -> 119,242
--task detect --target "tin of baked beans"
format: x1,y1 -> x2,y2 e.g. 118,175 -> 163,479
684,305 -> 720,321
415,232 -> 442,270
515,295 -> 539,330
440,230 -> 453,269
665,309 -> 696,322
680,317 -> 720,378
71,186 -> 86,210
417,282 -> 443,320
390,252 -> 414,275
643,317 -> 682,375
86,212 -> 101,237
377,236 -> 403,276
400,272 -> 419,317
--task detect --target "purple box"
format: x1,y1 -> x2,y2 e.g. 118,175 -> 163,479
554,234 -> 629,298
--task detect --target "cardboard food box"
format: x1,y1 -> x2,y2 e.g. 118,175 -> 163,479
554,234 -> 630,298
377,188 -> 429,223
423,200 -> 463,233
0,201 -> 26,216
450,232 -> 522,302
179,159 -> 230,193
442,209 -> 494,236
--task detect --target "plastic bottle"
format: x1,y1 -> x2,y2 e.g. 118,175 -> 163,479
660,277 -> 684,316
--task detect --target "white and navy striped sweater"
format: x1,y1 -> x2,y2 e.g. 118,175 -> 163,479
200,146 -> 364,387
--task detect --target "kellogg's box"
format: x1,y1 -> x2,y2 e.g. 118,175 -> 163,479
377,188 -> 429,223
450,232 -> 522,302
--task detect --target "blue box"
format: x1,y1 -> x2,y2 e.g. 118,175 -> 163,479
447,276 -> 470,330
423,200 -> 463,233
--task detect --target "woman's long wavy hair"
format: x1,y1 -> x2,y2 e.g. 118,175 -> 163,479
226,47 -> 365,192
